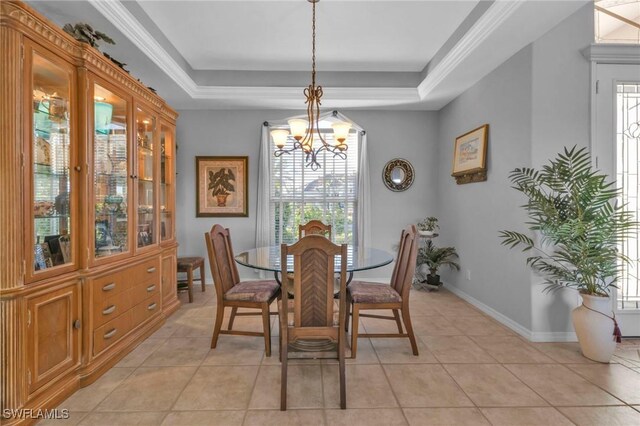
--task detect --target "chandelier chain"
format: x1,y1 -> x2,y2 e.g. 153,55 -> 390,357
312,0 -> 316,87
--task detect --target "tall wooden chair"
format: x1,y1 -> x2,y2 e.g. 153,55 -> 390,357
205,225 -> 280,356
279,235 -> 347,410
298,220 -> 332,239
346,225 -> 419,358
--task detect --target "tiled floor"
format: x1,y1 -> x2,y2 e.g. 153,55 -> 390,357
48,287 -> 640,425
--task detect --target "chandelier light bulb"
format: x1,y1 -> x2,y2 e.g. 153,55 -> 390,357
331,122 -> 351,144
271,129 -> 290,149
288,119 -> 308,141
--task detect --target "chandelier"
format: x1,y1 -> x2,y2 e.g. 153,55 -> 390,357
270,0 -> 352,171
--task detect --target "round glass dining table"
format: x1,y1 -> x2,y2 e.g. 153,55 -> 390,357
234,245 -> 394,285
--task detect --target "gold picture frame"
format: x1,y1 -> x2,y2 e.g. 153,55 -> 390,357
451,124 -> 488,184
196,156 -> 248,217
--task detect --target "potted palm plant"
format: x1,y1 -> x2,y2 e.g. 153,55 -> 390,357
208,168 -> 236,207
500,146 -> 636,362
415,240 -> 460,290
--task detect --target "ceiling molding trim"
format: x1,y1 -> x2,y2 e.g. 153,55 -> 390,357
89,0 -> 420,106
88,0 -> 197,94
582,44 -> 640,64
417,0 -> 526,99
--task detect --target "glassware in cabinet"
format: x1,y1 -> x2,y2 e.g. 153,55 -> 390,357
31,51 -> 74,272
160,123 -> 175,241
93,84 -> 129,259
136,108 -> 156,248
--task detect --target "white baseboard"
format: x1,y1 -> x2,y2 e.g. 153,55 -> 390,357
442,283 -> 577,343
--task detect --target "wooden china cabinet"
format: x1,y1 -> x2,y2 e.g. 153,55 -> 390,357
0,2 -> 179,423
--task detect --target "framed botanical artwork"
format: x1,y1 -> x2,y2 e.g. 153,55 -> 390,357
196,156 -> 248,217
451,124 -> 488,184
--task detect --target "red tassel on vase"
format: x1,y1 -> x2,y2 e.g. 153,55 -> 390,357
613,319 -> 622,343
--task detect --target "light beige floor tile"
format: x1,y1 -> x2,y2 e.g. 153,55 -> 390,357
444,364 -> 547,407
173,365 -> 258,410
480,407 -> 574,425
323,364 -> 398,409
243,409 -> 325,426
149,322 -> 180,338
161,410 -> 245,425
469,336 -> 555,363
403,408 -> 489,425
370,336 -> 438,364
38,412 -> 88,425
178,305 -> 217,319
411,315 -> 465,336
567,363 -> 640,405
530,342 -> 595,364
505,364 -> 623,406
450,316 -> 514,336
96,367 -> 196,411
170,318 -> 215,337
203,335 -> 265,365
78,411 -> 167,425
558,406 -> 640,425
421,335 -> 496,363
58,368 -> 135,411
250,365 -> 323,409
383,364 -> 473,408
336,337 -> 381,364
116,338 -> 166,368
360,316 -> 406,334
325,408 -> 407,425
142,337 -> 210,367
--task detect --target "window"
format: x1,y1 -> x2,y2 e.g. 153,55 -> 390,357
270,125 -> 359,246
616,83 -> 640,310
595,1 -> 640,45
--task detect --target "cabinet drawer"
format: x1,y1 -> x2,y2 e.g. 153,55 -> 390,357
93,310 -> 132,355
92,272 -> 126,302
131,280 -> 160,306
132,258 -> 160,284
132,293 -> 161,326
93,289 -> 133,328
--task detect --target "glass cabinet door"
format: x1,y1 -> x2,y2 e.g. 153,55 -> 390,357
159,123 -> 175,242
136,108 -> 156,248
31,51 -> 74,273
93,84 -> 129,259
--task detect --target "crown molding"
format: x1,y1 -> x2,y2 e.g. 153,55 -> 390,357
90,0 -> 525,108
582,44 -> 640,64
417,0 -> 525,99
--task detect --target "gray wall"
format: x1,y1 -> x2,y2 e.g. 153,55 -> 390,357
435,4 -> 593,337
435,46 -> 535,330
175,110 -> 438,283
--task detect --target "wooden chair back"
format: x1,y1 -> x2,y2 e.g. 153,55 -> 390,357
280,235 -> 347,341
298,220 -> 332,240
205,224 -> 240,302
390,225 -> 419,300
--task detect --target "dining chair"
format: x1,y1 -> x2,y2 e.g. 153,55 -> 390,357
279,235 -> 348,410
346,224 -> 419,358
205,224 -> 281,356
298,219 -> 332,239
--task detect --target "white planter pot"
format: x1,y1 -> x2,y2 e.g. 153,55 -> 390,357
418,230 -> 434,237
572,294 -> 617,363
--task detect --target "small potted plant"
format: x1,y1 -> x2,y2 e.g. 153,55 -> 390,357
417,216 -> 439,237
500,146 -> 636,363
208,168 -> 236,207
415,240 -> 460,290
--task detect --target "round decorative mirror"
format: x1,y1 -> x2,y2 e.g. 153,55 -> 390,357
382,158 -> 414,191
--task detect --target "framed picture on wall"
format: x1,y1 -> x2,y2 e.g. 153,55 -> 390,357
451,124 -> 488,184
196,156 -> 248,217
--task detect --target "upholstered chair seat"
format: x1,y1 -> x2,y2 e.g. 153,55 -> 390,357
347,282 -> 402,304
224,280 -> 280,303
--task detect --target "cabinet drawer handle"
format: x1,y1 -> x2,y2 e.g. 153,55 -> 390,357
147,302 -> 157,311
102,305 -> 116,315
146,284 -> 156,292
147,267 -> 156,273
102,282 -> 116,292
103,328 -> 117,339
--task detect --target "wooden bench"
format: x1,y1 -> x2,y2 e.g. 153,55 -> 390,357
177,256 -> 205,303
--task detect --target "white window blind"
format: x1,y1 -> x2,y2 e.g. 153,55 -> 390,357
270,129 -> 359,246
